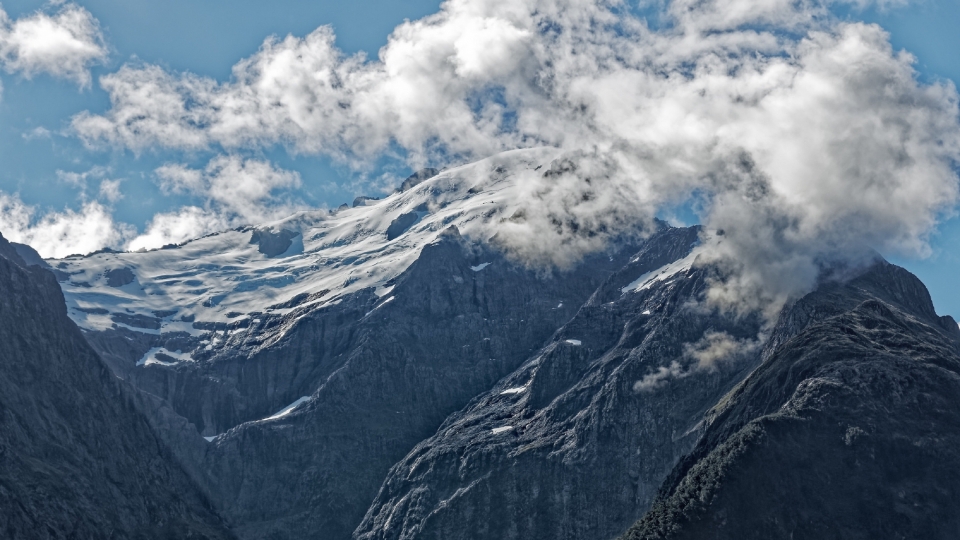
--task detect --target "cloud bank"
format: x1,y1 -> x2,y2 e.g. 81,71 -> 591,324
0,3 -> 107,87
7,0 -> 960,315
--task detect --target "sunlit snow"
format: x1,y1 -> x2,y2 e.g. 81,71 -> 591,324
50,148 -> 561,364
263,396 -> 311,422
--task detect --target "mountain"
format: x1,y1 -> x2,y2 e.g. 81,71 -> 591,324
0,233 -> 233,539
621,262 -> 960,540
32,148 -> 960,540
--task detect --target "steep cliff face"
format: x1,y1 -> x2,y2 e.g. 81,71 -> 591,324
202,227 -> 637,540
39,149 -> 960,540
622,262 -> 960,540
0,233 -> 233,539
353,227 -> 768,540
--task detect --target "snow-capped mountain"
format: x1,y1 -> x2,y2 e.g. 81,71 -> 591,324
53,148 -> 561,368
6,148 -> 956,540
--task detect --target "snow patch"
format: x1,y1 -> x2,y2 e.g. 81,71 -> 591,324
263,396 -> 311,422
470,262 -> 491,272
499,387 -> 526,395
565,339 -> 582,346
491,426 -> 514,435
137,347 -> 195,367
366,296 -> 395,316
203,436 -> 217,442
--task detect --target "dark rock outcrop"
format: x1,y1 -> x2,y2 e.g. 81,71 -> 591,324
105,267 -> 136,287
353,196 -> 382,207
386,212 -> 421,240
250,228 -> 301,257
0,233 -> 232,539
399,169 -> 440,193
621,262 -> 960,540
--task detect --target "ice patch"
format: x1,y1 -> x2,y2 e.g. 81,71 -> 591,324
621,252 -> 697,295
642,310 -> 651,315
500,387 -> 526,395
565,339 -> 582,346
137,347 -> 195,367
491,426 -> 514,435
366,296 -> 395,316
263,396 -> 311,422
470,262 -> 491,272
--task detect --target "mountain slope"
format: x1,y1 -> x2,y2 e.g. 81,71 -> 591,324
622,261 -> 960,540
0,233 -> 233,539
49,149 -> 652,540
353,226 -> 769,540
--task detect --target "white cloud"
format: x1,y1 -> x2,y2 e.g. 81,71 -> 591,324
127,155 -> 304,251
0,3 -> 108,87
126,206 -> 230,252
0,192 -> 131,258
63,0 -> 960,314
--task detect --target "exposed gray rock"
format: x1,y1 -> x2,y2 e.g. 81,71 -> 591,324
386,212 -> 421,240
105,267 -> 136,287
250,228 -> 301,257
0,232 -> 233,539
112,312 -> 163,330
399,168 -> 440,192
353,196 -> 382,207
11,242 -> 48,267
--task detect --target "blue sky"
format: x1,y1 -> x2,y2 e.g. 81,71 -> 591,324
0,0 -> 957,317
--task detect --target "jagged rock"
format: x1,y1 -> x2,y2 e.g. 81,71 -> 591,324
399,168 -> 440,192
353,196 -> 382,207
105,267 -> 135,287
250,228 -> 301,257
386,212 -> 421,240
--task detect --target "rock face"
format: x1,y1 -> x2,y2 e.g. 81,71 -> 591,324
386,212 -> 421,240
196,227 -> 638,539
354,226 -> 768,540
399,169 -> 440,192
0,233 -> 232,539
250,228 -> 301,257
621,261 -> 960,540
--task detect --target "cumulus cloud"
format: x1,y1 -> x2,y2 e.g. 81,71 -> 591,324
67,0 -> 960,313
0,3 -> 108,87
127,155 -> 304,251
0,193 -> 131,258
